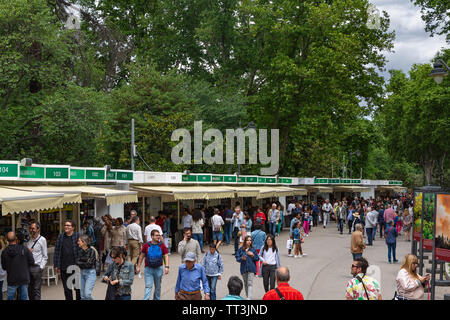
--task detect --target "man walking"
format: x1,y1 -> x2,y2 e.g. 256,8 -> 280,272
262,267 -> 304,300
365,207 -> 378,246
54,220 -> 81,300
223,206 -> 233,245
175,252 -> 210,300
211,208 -> 225,249
322,199 -> 332,228
178,227 -> 202,263
1,232 -> 35,300
351,224 -> 366,260
346,257 -> 382,300
126,216 -> 143,271
27,222 -> 47,300
231,206 -> 244,255
336,202 -> 346,234
136,229 -> 169,300
383,204 -> 395,230
267,203 -> 280,236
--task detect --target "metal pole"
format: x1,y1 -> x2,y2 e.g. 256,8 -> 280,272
431,193 -> 437,300
419,193 -> 425,275
142,197 -> 145,227
131,118 -> 135,171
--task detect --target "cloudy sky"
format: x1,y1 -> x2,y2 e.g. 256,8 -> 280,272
371,0 -> 448,80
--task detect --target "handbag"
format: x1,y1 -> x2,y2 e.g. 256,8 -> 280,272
286,239 -> 293,249
393,291 -> 408,300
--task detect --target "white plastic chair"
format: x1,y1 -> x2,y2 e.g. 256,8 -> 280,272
42,266 -> 58,286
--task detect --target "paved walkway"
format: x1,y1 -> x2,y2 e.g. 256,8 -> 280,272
39,221 -> 448,300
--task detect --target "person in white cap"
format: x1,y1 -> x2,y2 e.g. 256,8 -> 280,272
175,251 -> 210,300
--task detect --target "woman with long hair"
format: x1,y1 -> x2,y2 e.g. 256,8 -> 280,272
395,254 -> 430,300
77,234 -> 98,300
402,209 -> 413,241
258,234 -> 281,292
192,209 -> 205,253
235,235 -> 259,300
103,247 -> 135,300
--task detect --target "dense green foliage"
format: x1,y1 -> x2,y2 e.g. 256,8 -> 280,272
412,0 -> 450,42
0,0 -> 448,189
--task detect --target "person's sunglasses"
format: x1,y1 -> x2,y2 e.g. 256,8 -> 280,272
351,264 -> 359,268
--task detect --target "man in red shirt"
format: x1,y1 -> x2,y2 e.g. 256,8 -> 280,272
262,267 -> 304,300
253,207 -> 267,226
383,204 -> 395,228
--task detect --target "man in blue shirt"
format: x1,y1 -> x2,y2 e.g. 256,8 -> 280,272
231,206 -> 244,255
175,252 -> 210,300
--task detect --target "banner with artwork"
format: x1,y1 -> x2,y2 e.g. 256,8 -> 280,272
413,192 -> 422,241
422,193 -> 435,250
436,194 -> 450,262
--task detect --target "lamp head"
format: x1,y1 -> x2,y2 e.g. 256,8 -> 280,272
430,61 -> 448,85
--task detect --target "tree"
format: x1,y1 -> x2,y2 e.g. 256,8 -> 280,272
412,0 -> 450,42
379,52 -> 450,186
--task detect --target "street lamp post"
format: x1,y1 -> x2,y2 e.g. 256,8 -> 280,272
237,121 -> 256,176
429,59 -> 449,84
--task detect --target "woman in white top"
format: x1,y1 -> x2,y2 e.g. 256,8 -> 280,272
395,254 -> 430,300
258,234 -> 281,292
192,209 -> 205,253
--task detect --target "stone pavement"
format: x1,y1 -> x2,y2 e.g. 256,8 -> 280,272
39,221 -> 448,300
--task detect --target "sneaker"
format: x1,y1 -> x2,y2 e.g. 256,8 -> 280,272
393,259 -> 398,263
294,255 -> 298,258
288,253 -> 294,257
302,253 -> 307,256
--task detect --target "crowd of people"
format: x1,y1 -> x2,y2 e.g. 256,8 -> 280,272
0,192 -> 431,300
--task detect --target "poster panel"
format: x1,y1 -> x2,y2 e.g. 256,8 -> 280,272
413,192 -> 422,241
436,194 -> 450,262
422,193 -> 435,250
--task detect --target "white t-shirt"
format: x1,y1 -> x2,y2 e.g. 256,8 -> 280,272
322,203 -> 332,212
144,224 -> 163,242
287,203 -> 296,215
262,247 -> 277,265
211,215 -> 224,231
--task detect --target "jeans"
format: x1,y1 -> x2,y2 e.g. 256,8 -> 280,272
348,220 -> 353,234
7,284 -> 28,300
323,212 -> 329,227
144,265 -> 164,300
60,269 -> 81,300
193,233 -> 204,251
224,223 -> 231,244
115,295 -> 131,300
373,224 -> 378,240
0,280 -> 3,300
233,227 -> 240,253
207,276 -> 218,300
268,222 -> 277,236
80,268 -> 97,300
379,222 -> 385,238
312,213 -> 318,227
387,242 -> 397,262
28,266 -> 43,300
338,218 -> 344,233
366,227 -> 374,245
262,264 -> 277,292
242,272 -> 254,300
352,252 -> 363,260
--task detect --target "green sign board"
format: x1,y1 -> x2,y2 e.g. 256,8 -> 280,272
246,177 -> 258,183
224,176 -> 237,182
86,169 -> 105,180
70,169 -> 85,180
258,177 -> 266,183
389,181 -> 402,185
212,176 -> 223,182
237,177 -> 245,183
0,163 -> 18,178
351,179 -> 361,184
329,178 -> 340,184
116,171 -> 133,181
197,175 -> 211,182
107,171 -> 117,180
182,175 -> 197,182
46,167 -> 69,179
266,178 -> 276,183
314,178 -> 328,184
278,178 -> 293,184
20,166 -> 45,179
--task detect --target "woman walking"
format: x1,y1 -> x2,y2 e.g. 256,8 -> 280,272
402,209 -> 413,241
293,221 -> 306,258
202,243 -> 224,300
192,209 -> 205,253
235,235 -> 259,300
277,204 -> 284,235
258,235 -> 281,292
102,247 -> 135,300
395,254 -> 430,300
77,235 -> 98,300
385,220 -> 398,264
303,208 -> 311,236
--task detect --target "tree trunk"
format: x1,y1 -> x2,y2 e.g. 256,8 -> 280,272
423,159 -> 435,185
439,153 -> 446,187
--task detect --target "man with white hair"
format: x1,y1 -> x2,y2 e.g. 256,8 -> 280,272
322,199 -> 332,228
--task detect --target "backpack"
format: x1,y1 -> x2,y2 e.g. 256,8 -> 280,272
146,242 -> 163,268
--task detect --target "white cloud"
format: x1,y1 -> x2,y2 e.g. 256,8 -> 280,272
370,0 -> 448,79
